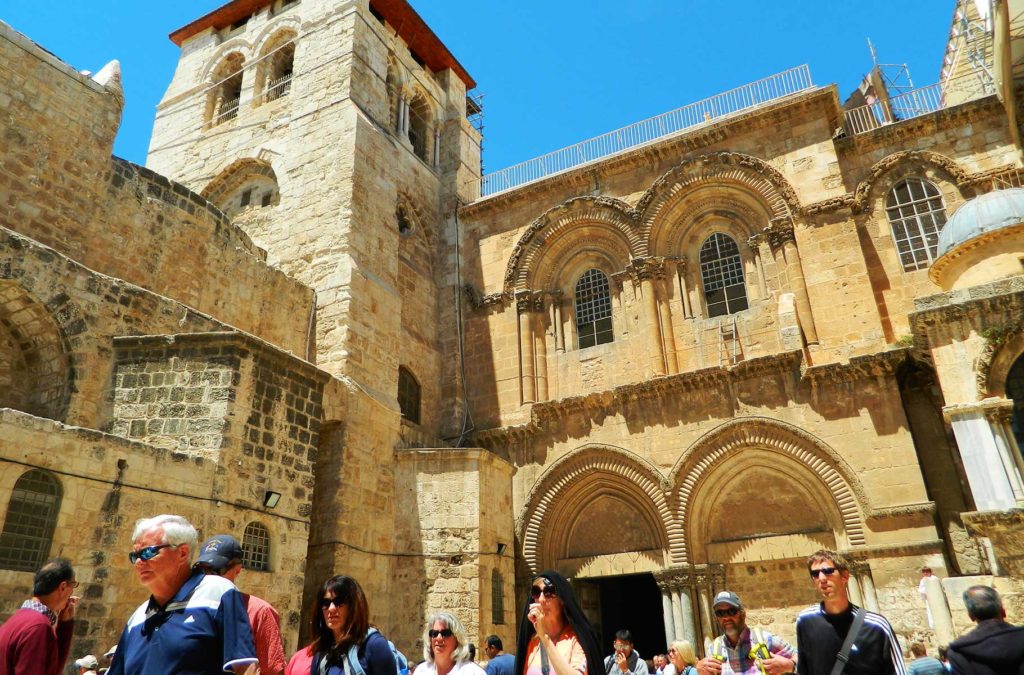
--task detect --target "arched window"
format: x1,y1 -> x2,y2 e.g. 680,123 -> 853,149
885,177 -> 948,271
699,232 -> 748,318
575,269 -> 614,349
1006,354 -> 1024,453
259,38 -> 294,103
408,93 -> 432,164
0,470 -> 62,572
207,53 -> 245,127
398,366 -> 421,424
241,521 -> 271,572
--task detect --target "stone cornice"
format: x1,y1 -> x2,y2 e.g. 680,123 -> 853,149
843,539 -> 946,560
866,501 -> 936,522
910,279 -> 1024,333
802,348 -> 908,384
462,283 -> 509,310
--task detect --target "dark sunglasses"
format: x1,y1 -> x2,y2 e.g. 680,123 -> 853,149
428,629 -> 454,639
809,567 -> 839,579
319,597 -> 345,609
714,607 -> 740,618
129,544 -> 174,564
531,585 -> 557,600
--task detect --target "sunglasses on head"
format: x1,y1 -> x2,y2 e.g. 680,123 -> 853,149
714,607 -> 740,618
531,585 -> 557,600
428,629 -> 454,639
809,567 -> 840,579
129,544 -> 175,564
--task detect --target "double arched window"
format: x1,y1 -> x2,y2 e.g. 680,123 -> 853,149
885,178 -> 948,271
699,233 -> 748,318
241,521 -> 271,572
0,470 -> 62,572
574,269 -> 614,349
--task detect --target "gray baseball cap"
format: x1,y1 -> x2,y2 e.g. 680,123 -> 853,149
712,590 -> 742,608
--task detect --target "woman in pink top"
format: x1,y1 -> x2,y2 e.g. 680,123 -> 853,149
512,571 -> 602,675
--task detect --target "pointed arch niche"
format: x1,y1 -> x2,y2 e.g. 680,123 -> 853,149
519,445 -> 681,577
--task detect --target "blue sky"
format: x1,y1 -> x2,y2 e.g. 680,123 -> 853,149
2,2 -> 951,173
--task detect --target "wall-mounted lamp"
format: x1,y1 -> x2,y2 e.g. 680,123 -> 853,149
496,543 -> 507,556
263,490 -> 282,509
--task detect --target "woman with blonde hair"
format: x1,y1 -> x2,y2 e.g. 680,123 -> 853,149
413,612 -> 485,675
665,641 -> 696,675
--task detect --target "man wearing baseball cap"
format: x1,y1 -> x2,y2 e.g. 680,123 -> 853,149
74,654 -> 99,674
194,535 -> 286,675
696,591 -> 795,675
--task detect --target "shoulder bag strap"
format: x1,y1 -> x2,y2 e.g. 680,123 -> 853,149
829,608 -> 866,675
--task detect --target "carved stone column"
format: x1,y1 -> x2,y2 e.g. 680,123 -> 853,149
852,562 -> 880,613
767,219 -> 818,345
675,257 -> 693,319
550,292 -> 565,353
533,295 -> 549,402
516,292 -> 537,404
631,258 -> 667,376
658,580 -> 676,647
985,402 -> 1024,502
746,232 -> 769,299
660,259 -> 679,374
945,400 -> 1023,510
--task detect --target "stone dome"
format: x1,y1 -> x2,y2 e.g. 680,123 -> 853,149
937,187 -> 1024,257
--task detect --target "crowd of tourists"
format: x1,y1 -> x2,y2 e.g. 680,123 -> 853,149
0,513 -> 1021,675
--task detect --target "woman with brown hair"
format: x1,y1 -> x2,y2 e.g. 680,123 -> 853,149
286,575 -> 399,675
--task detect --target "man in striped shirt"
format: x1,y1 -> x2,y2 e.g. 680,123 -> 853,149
796,549 -> 905,675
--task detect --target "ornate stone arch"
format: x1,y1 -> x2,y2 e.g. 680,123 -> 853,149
201,157 -> 280,213
670,418 -> 869,563
200,43 -> 252,84
637,152 -> 802,247
0,281 -> 72,422
251,16 -> 301,57
252,26 -> 297,104
978,324 -> 1024,399
651,189 -> 771,258
852,150 -> 971,215
504,197 -> 641,293
518,444 -> 682,574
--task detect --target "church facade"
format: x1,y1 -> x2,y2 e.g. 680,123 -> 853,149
1,0 -> 1023,662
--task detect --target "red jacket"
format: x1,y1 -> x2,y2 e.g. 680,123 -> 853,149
0,608 -> 74,675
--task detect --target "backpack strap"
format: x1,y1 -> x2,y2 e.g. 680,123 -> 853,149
829,608 -> 866,675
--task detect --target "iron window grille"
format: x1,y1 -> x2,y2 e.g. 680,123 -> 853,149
574,268 -> 614,349
241,521 -> 271,572
700,232 -> 748,318
0,470 -> 62,572
885,178 -> 948,271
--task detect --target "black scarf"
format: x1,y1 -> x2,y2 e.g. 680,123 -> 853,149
512,571 -> 603,675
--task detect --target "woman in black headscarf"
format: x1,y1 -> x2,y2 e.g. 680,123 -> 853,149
512,571 -> 602,675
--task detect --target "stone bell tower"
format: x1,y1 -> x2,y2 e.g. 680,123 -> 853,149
147,0 -> 483,641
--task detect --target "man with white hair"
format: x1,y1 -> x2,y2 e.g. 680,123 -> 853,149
107,514 -> 257,675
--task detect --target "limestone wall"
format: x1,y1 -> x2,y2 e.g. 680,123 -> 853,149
0,408 -> 311,660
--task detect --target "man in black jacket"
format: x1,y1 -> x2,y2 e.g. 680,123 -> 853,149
946,585 -> 1024,675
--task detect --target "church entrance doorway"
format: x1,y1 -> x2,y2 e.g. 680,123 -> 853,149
576,573 -> 667,664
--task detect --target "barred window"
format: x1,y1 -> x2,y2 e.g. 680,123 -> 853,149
241,521 -> 271,572
398,366 -> 421,424
491,568 -> 505,624
886,178 -> 948,271
0,470 -> 62,572
574,269 -> 614,349
700,233 -> 748,318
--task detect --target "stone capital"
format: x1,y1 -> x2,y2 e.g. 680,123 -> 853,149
515,290 -> 544,314
765,219 -> 796,249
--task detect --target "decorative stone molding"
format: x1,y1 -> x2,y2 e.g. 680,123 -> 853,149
851,151 -> 969,215
803,349 -> 908,384
462,284 -> 509,310
517,444 -> 680,573
844,540 -> 946,560
671,417 -> 870,561
866,501 -> 936,522
636,153 -> 801,238
802,194 -> 856,216
503,196 -> 640,294
765,219 -> 796,249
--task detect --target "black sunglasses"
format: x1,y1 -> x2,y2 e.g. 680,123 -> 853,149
714,607 -> 739,618
531,585 -> 557,600
428,629 -> 454,639
320,597 -> 346,609
809,567 -> 839,579
129,544 -> 174,564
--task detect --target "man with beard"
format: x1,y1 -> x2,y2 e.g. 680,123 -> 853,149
695,591 -> 795,675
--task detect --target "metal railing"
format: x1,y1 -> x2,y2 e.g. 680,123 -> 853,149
481,65 -> 814,196
263,73 -> 292,102
213,97 -> 240,125
843,76 -> 995,136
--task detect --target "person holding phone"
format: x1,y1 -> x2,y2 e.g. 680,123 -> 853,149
512,571 -> 602,675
